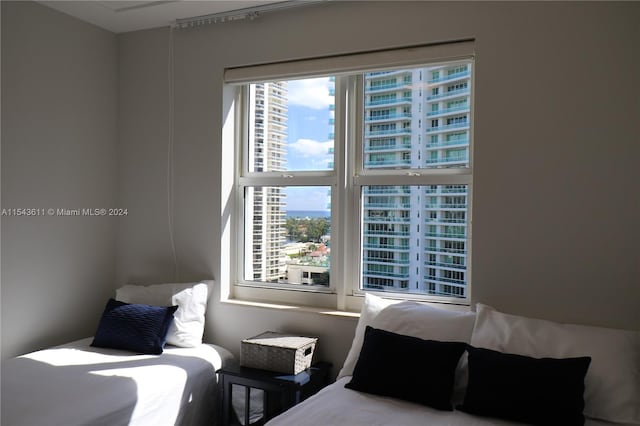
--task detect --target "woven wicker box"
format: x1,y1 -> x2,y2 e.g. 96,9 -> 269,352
240,331 -> 318,375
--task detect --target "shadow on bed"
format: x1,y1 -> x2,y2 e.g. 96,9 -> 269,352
1,350 -> 218,426
2,356 -> 138,426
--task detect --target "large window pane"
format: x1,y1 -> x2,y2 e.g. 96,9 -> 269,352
363,62 -> 472,169
244,186 -> 331,287
236,50 -> 473,305
361,185 -> 468,298
248,77 -> 335,173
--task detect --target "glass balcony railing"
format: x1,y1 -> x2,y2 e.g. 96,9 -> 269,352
424,231 -> 466,239
367,71 -> 392,77
425,203 -> 467,209
364,187 -> 411,195
425,139 -> 469,148
364,229 -> 411,236
426,122 -> 469,133
424,275 -> 465,285
364,142 -> 412,152
367,70 -> 411,77
365,158 -> 412,166
425,246 -> 467,254
364,257 -> 410,264
364,202 -> 411,208
365,128 -> 412,137
423,186 -> 467,194
367,81 -> 413,92
425,261 -> 466,270
427,70 -> 470,84
441,186 -> 468,193
426,105 -> 470,117
427,87 -> 470,101
425,156 -> 468,164
365,96 -> 412,107
363,243 -> 410,250
365,112 -> 412,122
363,270 -> 410,278
364,216 -> 411,222
425,217 -> 467,224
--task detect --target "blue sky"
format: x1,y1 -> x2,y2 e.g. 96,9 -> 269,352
283,77 -> 334,210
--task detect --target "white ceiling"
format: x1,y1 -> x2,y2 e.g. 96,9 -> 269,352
39,1 -> 290,33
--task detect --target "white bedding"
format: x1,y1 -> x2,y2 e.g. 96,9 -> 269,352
266,377 -> 636,426
1,337 -> 234,426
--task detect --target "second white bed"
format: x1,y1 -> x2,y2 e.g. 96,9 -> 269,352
266,377 -> 636,426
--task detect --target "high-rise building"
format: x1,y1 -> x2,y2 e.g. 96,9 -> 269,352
247,82 -> 288,282
362,63 -> 471,297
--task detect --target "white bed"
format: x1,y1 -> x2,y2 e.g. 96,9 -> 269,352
2,281 -> 234,426
266,296 -> 640,426
1,337 -> 233,426
266,377 -> 635,426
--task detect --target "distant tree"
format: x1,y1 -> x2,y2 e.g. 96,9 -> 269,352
285,217 -> 330,243
307,218 -> 329,242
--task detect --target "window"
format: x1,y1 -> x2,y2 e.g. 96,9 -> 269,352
225,42 -> 473,309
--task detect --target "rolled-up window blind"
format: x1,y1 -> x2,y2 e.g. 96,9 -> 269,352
224,39 -> 475,84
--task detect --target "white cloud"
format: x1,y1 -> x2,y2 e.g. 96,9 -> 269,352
289,138 -> 333,158
287,78 -> 333,110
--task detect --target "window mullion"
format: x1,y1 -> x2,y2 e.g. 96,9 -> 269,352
345,75 -> 364,301
333,75 -> 353,310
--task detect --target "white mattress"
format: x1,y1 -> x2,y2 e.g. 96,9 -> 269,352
1,337 -> 234,426
266,377 -> 635,426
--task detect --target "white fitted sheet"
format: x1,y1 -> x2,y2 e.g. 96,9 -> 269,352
266,377 -> 636,426
1,337 -> 233,426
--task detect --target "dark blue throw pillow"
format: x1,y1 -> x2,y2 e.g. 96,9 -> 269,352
91,298 -> 178,355
458,346 -> 591,426
345,326 -> 467,411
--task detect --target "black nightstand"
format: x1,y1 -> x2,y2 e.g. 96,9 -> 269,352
218,362 -> 331,426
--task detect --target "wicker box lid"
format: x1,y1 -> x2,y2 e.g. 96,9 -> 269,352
240,331 -> 318,374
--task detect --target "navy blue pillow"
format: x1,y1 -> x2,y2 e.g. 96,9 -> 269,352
91,298 -> 178,355
458,346 -> 591,426
345,326 -> 467,411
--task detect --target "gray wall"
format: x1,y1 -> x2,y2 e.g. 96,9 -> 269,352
2,1 -> 639,372
116,1 -> 640,372
1,1 -> 118,359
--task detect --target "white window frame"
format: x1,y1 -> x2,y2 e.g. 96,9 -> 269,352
224,41 -> 475,311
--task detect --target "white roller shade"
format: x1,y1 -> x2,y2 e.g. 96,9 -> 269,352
224,39 -> 475,84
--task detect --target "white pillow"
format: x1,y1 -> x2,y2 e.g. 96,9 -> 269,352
470,304 -> 640,424
337,293 -> 400,379
116,282 -> 209,348
337,294 -> 476,380
371,301 -> 476,343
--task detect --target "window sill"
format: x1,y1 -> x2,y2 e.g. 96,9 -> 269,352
221,294 -> 471,319
220,298 -> 360,319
